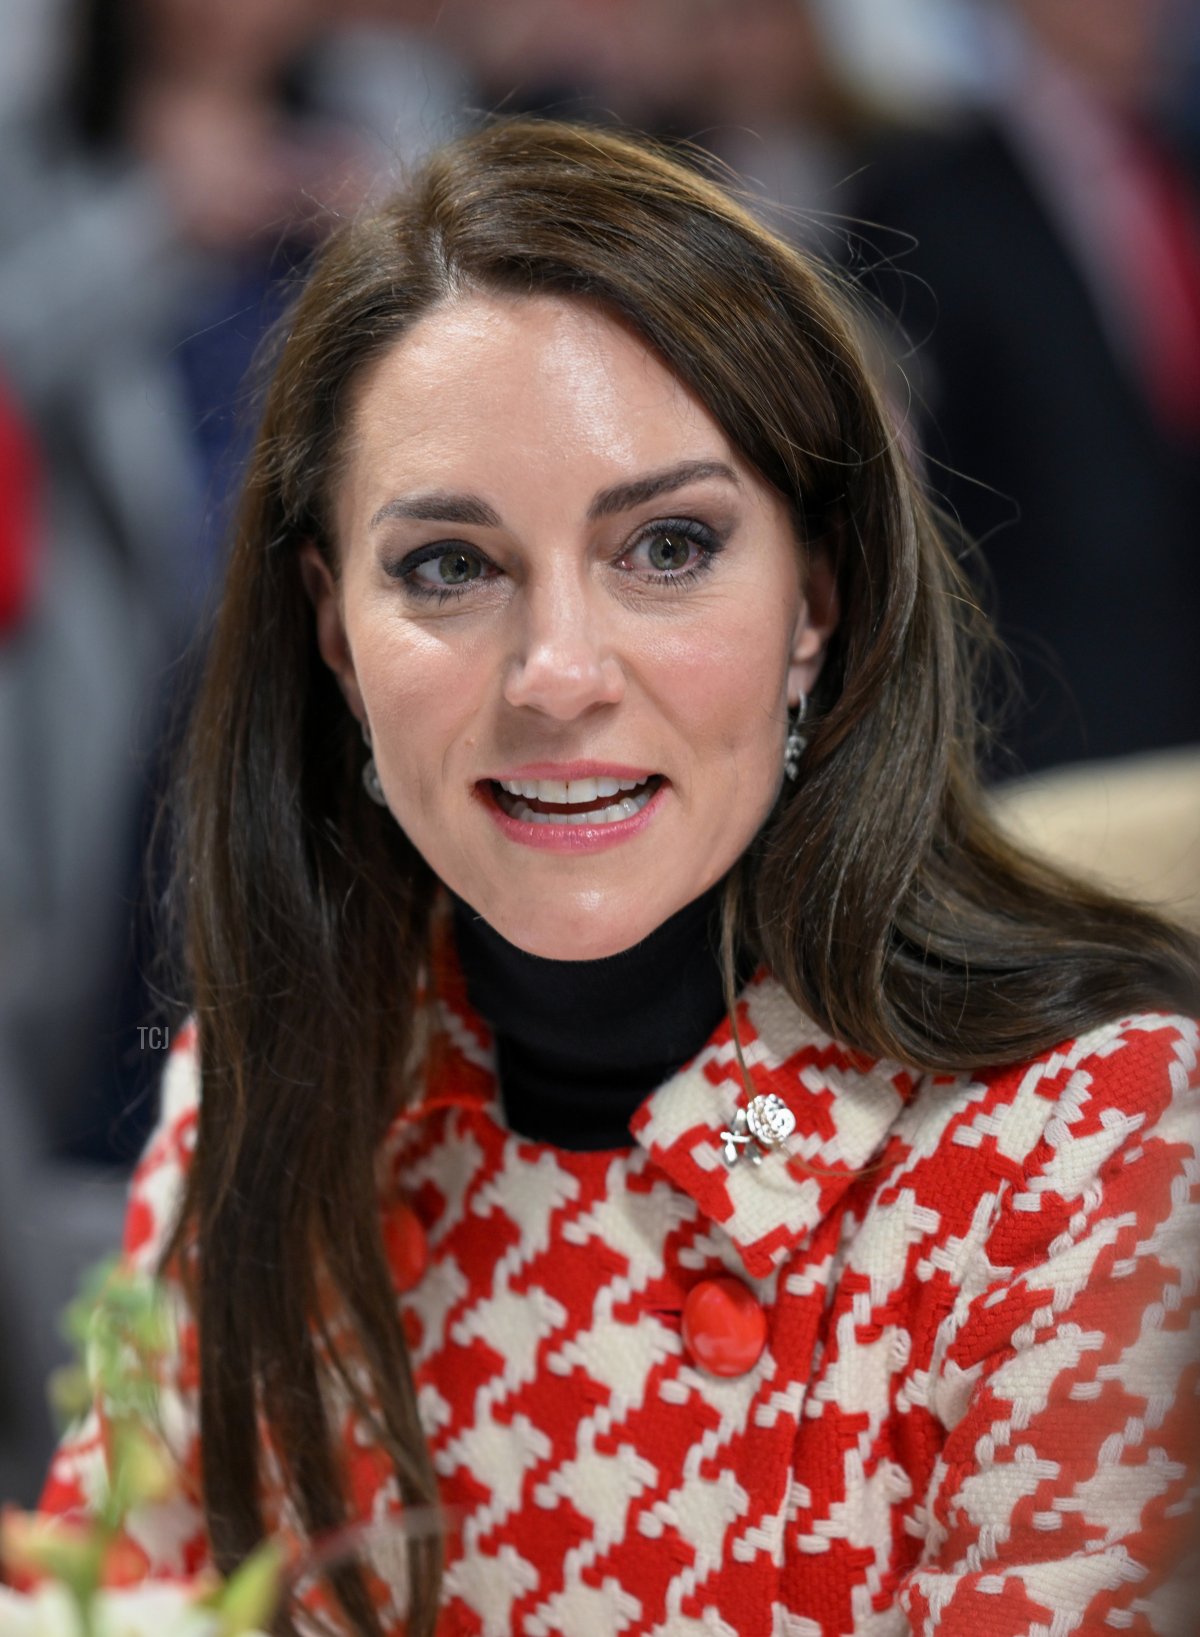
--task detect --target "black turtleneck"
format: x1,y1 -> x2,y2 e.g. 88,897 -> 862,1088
448,881 -> 759,1151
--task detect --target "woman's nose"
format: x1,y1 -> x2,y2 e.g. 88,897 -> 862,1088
501,575 -> 625,718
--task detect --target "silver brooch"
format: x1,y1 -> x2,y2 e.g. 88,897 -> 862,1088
719,1092 -> 797,1167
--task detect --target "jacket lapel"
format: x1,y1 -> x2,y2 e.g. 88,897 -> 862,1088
631,972 -> 918,1277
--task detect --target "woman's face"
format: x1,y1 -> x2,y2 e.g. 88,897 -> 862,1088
303,292 -> 837,960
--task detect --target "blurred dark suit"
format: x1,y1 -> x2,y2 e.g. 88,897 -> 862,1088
851,114 -> 1200,775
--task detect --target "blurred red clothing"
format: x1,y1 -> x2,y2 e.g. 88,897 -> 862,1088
0,374 -> 39,633
1124,124 -> 1200,435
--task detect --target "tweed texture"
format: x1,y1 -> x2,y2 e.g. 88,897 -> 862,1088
37,899 -> 1200,1634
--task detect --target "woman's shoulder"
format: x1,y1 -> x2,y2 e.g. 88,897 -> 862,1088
902,1009 -> 1200,1207
962,1009 -> 1199,1130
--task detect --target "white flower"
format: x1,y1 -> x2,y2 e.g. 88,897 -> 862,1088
0,1583 -> 269,1637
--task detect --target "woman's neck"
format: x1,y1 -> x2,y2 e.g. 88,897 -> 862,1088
448,881 -> 757,1150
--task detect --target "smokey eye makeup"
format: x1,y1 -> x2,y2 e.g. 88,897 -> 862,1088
384,516 -> 729,605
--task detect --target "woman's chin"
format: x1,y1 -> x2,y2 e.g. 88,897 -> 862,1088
472,899 -> 666,963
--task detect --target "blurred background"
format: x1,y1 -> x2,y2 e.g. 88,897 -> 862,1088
1,0 -> 1198,1503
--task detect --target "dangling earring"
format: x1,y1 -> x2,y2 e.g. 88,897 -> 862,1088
783,695 -> 808,782
360,720 -> 388,806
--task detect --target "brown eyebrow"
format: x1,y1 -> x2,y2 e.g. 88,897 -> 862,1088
586,459 -> 741,520
368,459 -> 740,533
370,493 -> 501,529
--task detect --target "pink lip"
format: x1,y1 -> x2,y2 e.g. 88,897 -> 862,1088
483,761 -> 659,782
475,775 -> 668,853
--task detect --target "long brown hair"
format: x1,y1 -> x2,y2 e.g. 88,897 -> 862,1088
161,118 -> 1200,1634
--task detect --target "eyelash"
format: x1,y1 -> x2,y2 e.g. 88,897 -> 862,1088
387,518 -> 725,604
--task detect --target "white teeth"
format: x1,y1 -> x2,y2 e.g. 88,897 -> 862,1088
508,788 -> 653,826
497,774 -> 651,804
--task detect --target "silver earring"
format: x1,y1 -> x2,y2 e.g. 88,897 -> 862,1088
784,695 -> 808,782
360,721 -> 387,805
362,758 -> 387,805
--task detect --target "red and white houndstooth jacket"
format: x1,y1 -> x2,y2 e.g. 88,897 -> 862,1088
38,893 -> 1200,1634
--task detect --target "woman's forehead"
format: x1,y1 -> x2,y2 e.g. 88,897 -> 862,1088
335,291 -> 754,524
348,290 -> 708,430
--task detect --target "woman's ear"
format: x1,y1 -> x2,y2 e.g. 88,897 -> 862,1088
787,550 -> 839,707
299,542 -> 366,723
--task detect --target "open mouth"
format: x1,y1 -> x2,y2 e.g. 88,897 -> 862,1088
487,774 -> 665,826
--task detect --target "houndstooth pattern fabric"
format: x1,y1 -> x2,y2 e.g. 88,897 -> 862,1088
35,893 -> 1200,1634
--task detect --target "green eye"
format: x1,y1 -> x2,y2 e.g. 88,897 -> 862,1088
436,551 -> 481,585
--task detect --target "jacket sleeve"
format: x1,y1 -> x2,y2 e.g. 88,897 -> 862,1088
900,1014 -> 1200,1636
33,1022 -> 211,1584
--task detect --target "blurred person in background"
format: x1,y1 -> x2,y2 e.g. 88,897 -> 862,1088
446,0 -> 875,258
79,0 -> 467,541
848,0 -> 1200,777
680,0 -> 882,257
0,0 -> 467,1175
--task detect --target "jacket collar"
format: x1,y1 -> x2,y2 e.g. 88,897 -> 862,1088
410,893 -> 917,1278
629,971 -> 918,1275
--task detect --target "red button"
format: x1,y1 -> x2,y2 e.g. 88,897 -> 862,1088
681,1276 -> 768,1377
383,1200 -> 429,1292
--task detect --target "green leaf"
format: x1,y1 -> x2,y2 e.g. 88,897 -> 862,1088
211,1541 -> 285,1637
